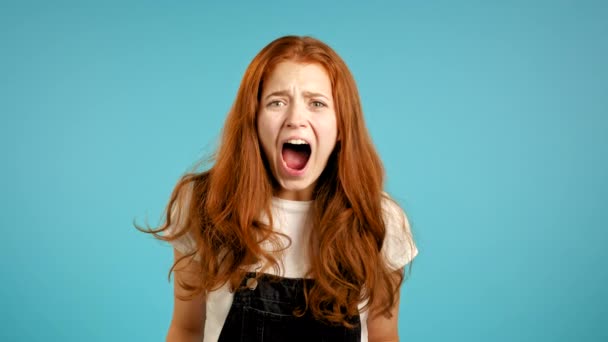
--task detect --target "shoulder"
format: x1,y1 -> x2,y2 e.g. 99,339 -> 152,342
380,193 -> 413,242
169,179 -> 196,228
166,179 -> 197,255
381,193 -> 409,229
380,193 -> 418,270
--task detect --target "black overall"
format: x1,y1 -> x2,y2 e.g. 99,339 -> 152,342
218,272 -> 361,342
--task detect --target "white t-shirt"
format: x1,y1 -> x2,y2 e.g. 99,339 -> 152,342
168,193 -> 418,342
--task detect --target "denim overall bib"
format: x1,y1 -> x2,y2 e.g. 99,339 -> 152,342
218,272 -> 361,342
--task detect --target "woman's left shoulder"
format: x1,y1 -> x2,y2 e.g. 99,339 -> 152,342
380,193 -> 410,231
380,192 -> 418,268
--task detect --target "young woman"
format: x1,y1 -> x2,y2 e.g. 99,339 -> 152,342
144,35 -> 418,342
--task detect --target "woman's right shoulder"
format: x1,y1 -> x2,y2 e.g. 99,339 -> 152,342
174,176 -> 196,206
165,176 -> 199,255
169,171 -> 210,220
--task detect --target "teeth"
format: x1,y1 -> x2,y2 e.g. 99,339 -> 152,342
286,139 -> 308,145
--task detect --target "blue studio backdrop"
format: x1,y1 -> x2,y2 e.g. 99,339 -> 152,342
2,1 -> 607,341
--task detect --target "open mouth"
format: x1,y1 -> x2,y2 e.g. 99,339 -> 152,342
281,139 -> 311,171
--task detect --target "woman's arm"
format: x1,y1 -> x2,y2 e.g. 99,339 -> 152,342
366,268 -> 403,342
166,249 -> 206,342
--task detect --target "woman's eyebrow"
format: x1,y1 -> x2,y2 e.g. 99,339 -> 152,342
264,90 -> 290,100
303,91 -> 330,100
264,90 -> 331,101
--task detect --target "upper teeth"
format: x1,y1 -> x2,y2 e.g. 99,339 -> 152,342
286,139 -> 308,145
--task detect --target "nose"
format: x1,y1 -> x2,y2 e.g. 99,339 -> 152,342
285,101 -> 307,128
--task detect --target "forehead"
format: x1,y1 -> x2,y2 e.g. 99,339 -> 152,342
262,61 -> 332,96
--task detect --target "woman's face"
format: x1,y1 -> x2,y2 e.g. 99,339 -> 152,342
257,61 -> 338,201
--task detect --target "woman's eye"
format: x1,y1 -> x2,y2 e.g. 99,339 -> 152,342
311,101 -> 326,108
268,100 -> 285,107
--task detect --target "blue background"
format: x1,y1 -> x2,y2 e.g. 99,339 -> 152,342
2,1 -> 607,341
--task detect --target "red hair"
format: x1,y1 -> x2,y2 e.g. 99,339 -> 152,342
140,35 -> 409,326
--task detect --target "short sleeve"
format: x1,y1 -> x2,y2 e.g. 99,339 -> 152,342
165,181 -> 197,255
381,195 -> 419,270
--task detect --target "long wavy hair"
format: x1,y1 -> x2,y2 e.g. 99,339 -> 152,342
139,35 -> 411,326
